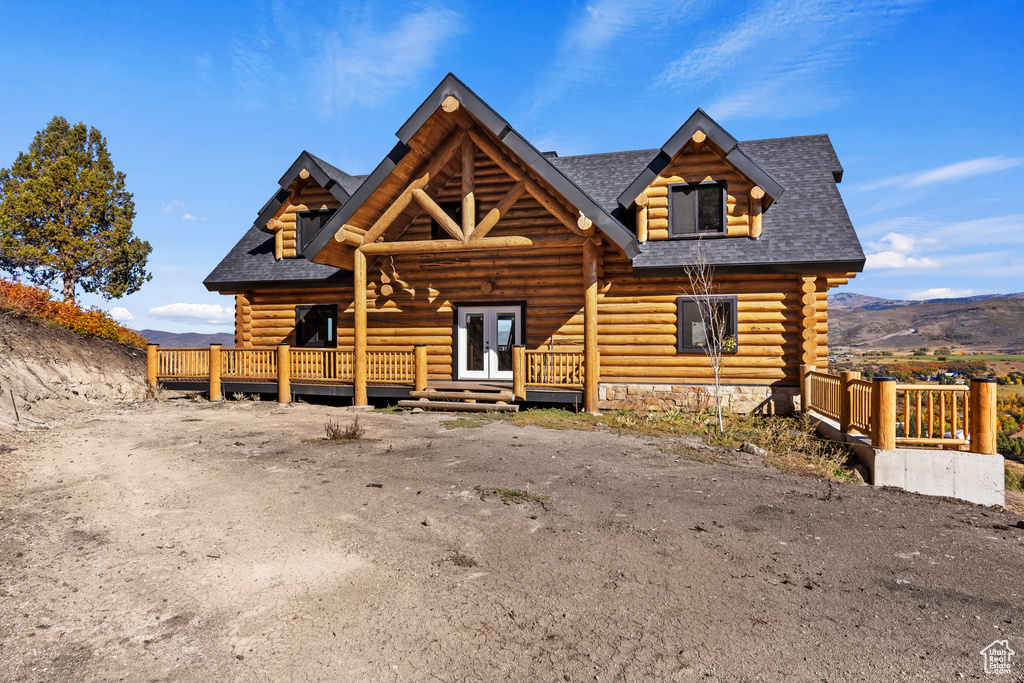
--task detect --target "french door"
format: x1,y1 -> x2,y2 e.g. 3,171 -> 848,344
457,306 -> 522,380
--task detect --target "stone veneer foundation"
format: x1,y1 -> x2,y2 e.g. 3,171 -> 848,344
597,383 -> 799,415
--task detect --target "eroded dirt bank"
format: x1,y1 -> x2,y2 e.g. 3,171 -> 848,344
1,400 -> 1022,681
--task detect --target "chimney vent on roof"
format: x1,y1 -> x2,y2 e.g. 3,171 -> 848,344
541,151 -> 558,158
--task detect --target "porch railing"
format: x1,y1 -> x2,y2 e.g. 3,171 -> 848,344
800,365 -> 996,455
291,348 -> 353,382
221,348 -> 277,379
156,348 -> 209,379
524,349 -> 585,387
366,350 -> 415,383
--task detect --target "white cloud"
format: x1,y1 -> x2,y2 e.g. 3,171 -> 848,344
108,306 -> 133,322
864,232 -> 940,270
182,213 -> 197,221
161,199 -> 184,214
148,303 -> 233,325
857,156 -> 1021,192
908,288 -> 976,300
661,0 -> 918,119
316,7 -> 464,113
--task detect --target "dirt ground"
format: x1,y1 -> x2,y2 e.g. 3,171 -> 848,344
1,399 -> 1023,682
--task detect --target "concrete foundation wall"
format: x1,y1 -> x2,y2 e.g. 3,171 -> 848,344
811,415 -> 1005,507
597,383 -> 799,414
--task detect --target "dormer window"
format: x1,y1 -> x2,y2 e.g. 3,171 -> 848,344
669,181 -> 726,236
297,209 -> 336,251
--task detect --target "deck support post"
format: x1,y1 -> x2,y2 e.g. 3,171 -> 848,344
871,377 -> 897,450
354,249 -> 368,406
583,238 -> 600,414
969,378 -> 997,455
414,345 -> 428,392
839,370 -> 860,432
277,344 -> 290,404
146,344 -> 158,396
209,344 -> 222,401
512,345 -> 526,401
799,363 -> 815,413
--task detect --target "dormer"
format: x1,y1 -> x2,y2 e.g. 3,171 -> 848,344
616,109 -> 784,242
253,151 -> 356,259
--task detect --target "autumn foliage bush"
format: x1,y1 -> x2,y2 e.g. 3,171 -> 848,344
0,277 -> 147,348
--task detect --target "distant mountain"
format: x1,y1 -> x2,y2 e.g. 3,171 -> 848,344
830,296 -> 1024,351
139,329 -> 235,347
831,291 -> 1024,311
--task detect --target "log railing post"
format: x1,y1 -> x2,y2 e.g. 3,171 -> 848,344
146,344 -> 158,395
354,249 -> 368,406
583,237 -> 600,414
839,370 -> 860,433
512,345 -> 526,401
209,344 -> 222,401
871,377 -> 897,450
277,344 -> 291,404
799,363 -> 815,413
969,377 -> 997,455
414,345 -> 428,392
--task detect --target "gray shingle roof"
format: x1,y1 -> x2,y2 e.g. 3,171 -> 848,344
203,226 -> 352,291
553,134 -> 864,274
206,120 -> 863,291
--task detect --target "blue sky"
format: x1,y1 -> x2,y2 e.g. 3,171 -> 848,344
1,0 -> 1021,333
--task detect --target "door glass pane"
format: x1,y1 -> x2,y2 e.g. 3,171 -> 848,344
495,313 -> 515,372
466,313 -> 484,372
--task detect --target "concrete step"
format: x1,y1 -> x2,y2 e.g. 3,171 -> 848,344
397,400 -> 519,413
409,390 -> 515,403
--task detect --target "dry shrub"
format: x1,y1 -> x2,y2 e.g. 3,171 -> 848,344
325,416 -> 364,441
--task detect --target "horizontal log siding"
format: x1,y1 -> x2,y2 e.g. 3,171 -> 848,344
640,146 -> 753,240
596,247 -> 825,386
273,181 -> 343,258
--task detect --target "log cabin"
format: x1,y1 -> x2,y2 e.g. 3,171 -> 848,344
202,73 -> 864,413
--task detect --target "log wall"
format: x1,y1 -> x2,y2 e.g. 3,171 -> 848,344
639,143 -> 755,241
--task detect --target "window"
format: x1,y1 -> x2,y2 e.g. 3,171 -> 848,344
430,201 -> 479,240
295,305 -> 337,348
297,209 -> 336,251
676,296 -> 738,353
669,182 -> 726,236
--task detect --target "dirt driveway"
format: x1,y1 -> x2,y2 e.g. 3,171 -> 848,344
1,399 -> 1022,681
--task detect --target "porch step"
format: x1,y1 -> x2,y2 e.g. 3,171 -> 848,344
397,400 -> 519,412
409,390 -> 515,403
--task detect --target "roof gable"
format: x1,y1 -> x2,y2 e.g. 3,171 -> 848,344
253,151 -> 354,232
615,108 -> 785,211
302,73 -> 640,261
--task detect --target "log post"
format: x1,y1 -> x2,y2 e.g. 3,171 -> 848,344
583,238 -> 600,414
799,363 -> 815,413
414,344 -> 428,392
636,193 -> 649,243
354,249 -> 368,406
146,344 -> 158,395
512,345 -> 526,401
277,344 -> 290,404
969,377 -> 997,455
209,344 -> 222,402
839,370 -> 860,433
462,135 -> 475,238
871,377 -> 897,450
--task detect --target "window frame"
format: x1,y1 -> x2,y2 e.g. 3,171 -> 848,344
676,295 -> 739,354
667,180 -> 728,238
296,208 -> 337,251
294,304 -> 338,348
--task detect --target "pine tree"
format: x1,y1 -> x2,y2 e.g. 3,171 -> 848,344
0,116 -> 151,303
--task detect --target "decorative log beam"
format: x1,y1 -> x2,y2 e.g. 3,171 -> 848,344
360,129 -> 467,246
412,188 -> 465,241
441,95 -> 460,113
750,194 -> 763,238
266,218 -> 285,232
354,249 -> 368,406
577,212 -> 594,234
299,168 -> 310,180
274,230 -> 284,260
468,128 -> 584,235
472,179 -> 526,240
583,237 -> 601,414
359,234 -> 585,255
691,129 -> 707,152
333,225 -> 365,247
637,205 -> 649,243
462,135 -> 475,238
